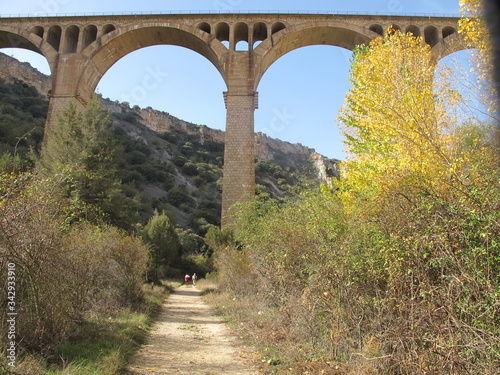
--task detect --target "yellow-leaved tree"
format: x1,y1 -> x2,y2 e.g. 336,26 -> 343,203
337,29 -> 500,373
338,29 -> 465,217
459,0 -> 499,119
459,0 -> 493,81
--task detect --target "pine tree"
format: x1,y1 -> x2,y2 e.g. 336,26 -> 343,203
142,210 -> 181,281
40,95 -> 139,230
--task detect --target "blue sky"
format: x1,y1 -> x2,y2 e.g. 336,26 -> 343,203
0,0 -> 466,159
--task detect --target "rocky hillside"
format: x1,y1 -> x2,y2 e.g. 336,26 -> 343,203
0,52 -> 51,96
0,52 -> 338,175
139,103 -> 336,170
0,51 -> 339,231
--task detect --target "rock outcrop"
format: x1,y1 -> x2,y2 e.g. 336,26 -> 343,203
0,52 -> 51,96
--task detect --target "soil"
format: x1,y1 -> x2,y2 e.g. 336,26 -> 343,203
123,285 -> 263,374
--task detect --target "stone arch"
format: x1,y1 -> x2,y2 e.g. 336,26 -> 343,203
271,22 -> 286,35
63,25 -> 79,53
369,24 -> 383,36
81,24 -> 97,50
406,25 -> 420,37
442,26 -> 456,39
81,24 -> 226,96
197,22 -> 211,34
215,22 -> 230,45
253,22 -> 267,47
389,24 -> 402,33
102,24 -> 116,36
0,27 -> 57,75
234,22 -> 249,51
256,22 -> 373,87
47,25 -> 62,51
31,26 -> 44,38
424,25 -> 439,47
431,31 -> 470,59
0,29 -> 40,52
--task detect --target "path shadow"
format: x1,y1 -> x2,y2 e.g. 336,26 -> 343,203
173,288 -> 202,297
155,315 -> 225,325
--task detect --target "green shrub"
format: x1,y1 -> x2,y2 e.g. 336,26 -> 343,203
181,162 -> 199,176
141,210 -> 181,281
166,187 -> 194,208
0,172 -> 150,352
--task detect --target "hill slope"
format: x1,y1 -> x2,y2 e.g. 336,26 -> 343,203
0,52 -> 339,231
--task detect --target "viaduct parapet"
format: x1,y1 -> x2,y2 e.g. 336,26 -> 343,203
0,12 -> 466,226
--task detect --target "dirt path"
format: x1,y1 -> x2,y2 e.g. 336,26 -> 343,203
123,285 -> 262,374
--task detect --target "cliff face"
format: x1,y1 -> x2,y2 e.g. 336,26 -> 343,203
136,105 -> 339,180
0,53 -> 52,96
0,52 -> 339,181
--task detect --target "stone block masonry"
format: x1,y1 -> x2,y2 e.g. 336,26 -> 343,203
222,92 -> 257,227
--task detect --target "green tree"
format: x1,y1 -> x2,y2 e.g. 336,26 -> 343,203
41,95 -> 139,230
142,210 -> 181,281
176,227 -> 204,254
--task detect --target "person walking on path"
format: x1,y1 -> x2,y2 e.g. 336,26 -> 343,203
192,273 -> 198,286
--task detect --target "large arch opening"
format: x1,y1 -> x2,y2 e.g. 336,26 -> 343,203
96,44 -> 227,131
95,44 -> 227,228
255,24 -> 374,161
256,45 -> 352,161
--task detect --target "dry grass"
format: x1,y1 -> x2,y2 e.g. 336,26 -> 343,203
196,277 -> 218,295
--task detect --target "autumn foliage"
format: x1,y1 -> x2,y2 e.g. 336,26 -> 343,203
212,29 -> 500,374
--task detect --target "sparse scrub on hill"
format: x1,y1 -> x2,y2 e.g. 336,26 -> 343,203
0,70 -> 327,235
210,29 -> 500,374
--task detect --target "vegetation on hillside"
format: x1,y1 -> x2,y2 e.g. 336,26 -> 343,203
0,77 -> 47,171
0,73 -> 321,237
0,58 -> 330,372
209,27 -> 500,374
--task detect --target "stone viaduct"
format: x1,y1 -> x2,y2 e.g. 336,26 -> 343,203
0,12 -> 466,226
